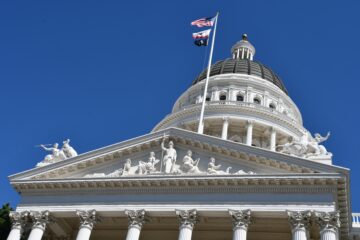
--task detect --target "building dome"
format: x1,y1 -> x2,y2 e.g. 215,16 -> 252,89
153,34 -> 310,160
191,58 -> 288,95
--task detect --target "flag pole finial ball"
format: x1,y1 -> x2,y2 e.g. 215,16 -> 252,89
242,34 -> 248,41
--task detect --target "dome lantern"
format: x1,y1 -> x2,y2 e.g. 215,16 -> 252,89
231,34 -> 255,60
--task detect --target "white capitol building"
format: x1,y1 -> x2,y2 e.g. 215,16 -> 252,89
7,34 -> 360,240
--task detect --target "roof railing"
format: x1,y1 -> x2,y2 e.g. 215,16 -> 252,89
353,213 -> 360,227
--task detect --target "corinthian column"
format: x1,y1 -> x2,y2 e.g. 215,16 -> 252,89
314,211 -> 340,240
28,211 -> 51,240
287,210 -> 311,240
176,209 -> 198,240
7,211 -> 28,240
246,121 -> 253,146
125,209 -> 147,240
270,127 -> 277,151
75,210 -> 98,240
221,117 -> 229,140
229,209 -> 251,240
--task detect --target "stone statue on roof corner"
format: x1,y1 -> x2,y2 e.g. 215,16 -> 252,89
277,131 -> 331,158
36,139 -> 78,167
62,139 -> 78,158
161,139 -> 177,173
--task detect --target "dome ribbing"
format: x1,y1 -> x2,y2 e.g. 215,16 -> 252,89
191,58 -> 288,95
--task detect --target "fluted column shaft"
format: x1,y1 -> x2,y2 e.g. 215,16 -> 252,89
292,228 -> 307,240
229,209 -> 251,240
7,227 -> 22,240
27,211 -> 50,240
126,226 -> 141,240
246,121 -> 253,146
176,209 -> 198,240
270,128 -> 276,151
178,225 -> 193,240
7,212 -> 28,240
320,229 -> 337,240
314,211 -> 340,240
221,118 -> 229,140
75,210 -> 97,240
233,226 -> 248,240
125,209 -> 147,240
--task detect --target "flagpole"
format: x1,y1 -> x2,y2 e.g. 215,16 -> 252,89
197,12 -> 219,134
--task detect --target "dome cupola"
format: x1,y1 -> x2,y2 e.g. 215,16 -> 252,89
231,34 -> 255,60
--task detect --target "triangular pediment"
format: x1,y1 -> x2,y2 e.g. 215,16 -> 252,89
9,128 -> 348,183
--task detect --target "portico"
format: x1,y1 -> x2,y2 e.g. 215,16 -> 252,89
8,208 -> 341,240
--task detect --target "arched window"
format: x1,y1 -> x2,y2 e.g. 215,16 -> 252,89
269,103 -> 276,109
236,95 -> 244,102
206,96 -> 211,101
219,94 -> 227,101
253,97 -> 261,104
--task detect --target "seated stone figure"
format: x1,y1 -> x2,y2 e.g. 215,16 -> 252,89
207,157 -> 231,175
138,152 -> 160,175
181,150 -> 201,174
36,143 -> 67,167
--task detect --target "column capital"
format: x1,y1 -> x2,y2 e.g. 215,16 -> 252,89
314,211 -> 340,232
76,209 -> 98,230
269,126 -> 276,133
228,209 -> 251,230
125,209 -> 148,229
9,211 -> 28,230
29,210 -> 51,231
176,209 -> 199,230
222,117 -> 229,123
246,120 -> 254,126
287,210 -> 311,231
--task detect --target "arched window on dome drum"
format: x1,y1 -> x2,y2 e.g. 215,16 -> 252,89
253,97 -> 261,105
219,94 -> 226,101
269,103 -> 276,109
236,95 -> 244,102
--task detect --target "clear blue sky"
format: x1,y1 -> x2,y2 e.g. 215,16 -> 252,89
1,0 -> 360,211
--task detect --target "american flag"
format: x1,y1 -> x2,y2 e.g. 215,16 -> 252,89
191,17 -> 215,27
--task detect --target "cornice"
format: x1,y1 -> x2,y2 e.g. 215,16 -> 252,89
11,173 -> 342,193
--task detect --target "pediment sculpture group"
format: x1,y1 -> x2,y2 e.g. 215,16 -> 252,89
85,139 -> 255,178
277,131 -> 332,158
35,131 -> 331,171
36,139 -> 78,167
